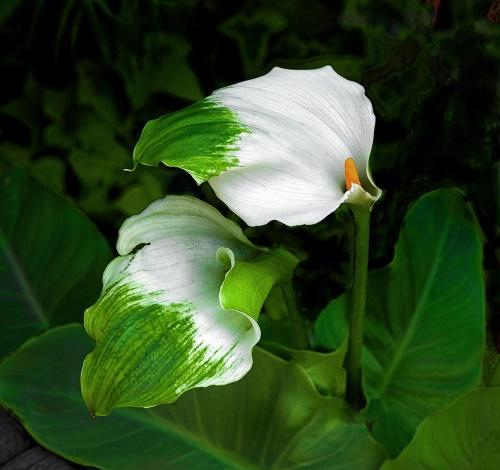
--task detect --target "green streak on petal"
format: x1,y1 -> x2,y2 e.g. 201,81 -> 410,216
133,98 -> 248,183
81,277 -> 228,416
218,247 -> 299,320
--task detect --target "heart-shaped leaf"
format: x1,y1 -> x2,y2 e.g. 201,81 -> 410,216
0,324 -> 385,470
316,190 -> 485,456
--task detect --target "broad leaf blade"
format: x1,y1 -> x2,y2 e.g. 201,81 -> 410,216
0,324 -> 385,470
0,325 -> 238,470
314,293 -> 350,351
0,168 -> 111,357
262,341 -> 348,397
316,190 -> 485,456
382,388 -> 500,470
364,190 -> 485,455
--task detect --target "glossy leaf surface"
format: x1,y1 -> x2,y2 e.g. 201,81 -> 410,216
316,190 -> 485,456
0,168 -> 111,358
382,388 -> 500,470
0,325 -> 385,470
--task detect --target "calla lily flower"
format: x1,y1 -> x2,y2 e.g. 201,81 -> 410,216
134,66 -> 381,226
81,196 -> 298,415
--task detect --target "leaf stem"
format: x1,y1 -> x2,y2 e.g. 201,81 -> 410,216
281,280 -> 310,350
344,206 -> 371,409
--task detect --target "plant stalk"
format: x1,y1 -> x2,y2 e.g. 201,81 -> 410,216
344,206 -> 371,410
281,280 -> 310,350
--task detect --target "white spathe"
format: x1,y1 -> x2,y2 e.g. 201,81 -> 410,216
208,66 -> 381,226
101,196 -> 261,395
122,196 -> 259,383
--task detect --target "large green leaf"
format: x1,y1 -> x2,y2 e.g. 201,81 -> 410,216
0,168 -> 111,357
263,341 -> 348,398
381,388 -> 500,470
0,324 -> 385,470
316,190 -> 485,456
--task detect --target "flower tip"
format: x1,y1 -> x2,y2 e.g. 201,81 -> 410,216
345,157 -> 361,191
123,162 -> 138,173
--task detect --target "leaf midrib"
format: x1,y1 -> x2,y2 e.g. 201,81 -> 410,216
375,216 -> 452,397
28,385 -> 258,470
0,226 -> 48,328
141,408 -> 257,470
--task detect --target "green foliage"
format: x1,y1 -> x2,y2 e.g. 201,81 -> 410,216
0,324 -> 385,469
263,341 -> 348,397
483,350 -> 500,387
316,190 -> 485,456
0,0 -> 498,467
219,7 -> 288,77
0,167 -> 111,358
381,388 -> 500,470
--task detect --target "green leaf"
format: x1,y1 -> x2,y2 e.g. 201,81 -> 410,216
30,156 -> 66,193
381,388 -> 500,470
116,33 -> 204,108
483,350 -> 500,387
263,294 -> 350,397
68,129 -> 130,188
219,9 -> 287,76
316,190 -> 485,456
263,341 -> 348,397
112,172 -> 165,215
314,293 -> 350,351
143,32 -> 204,102
0,167 -> 111,358
0,324 -> 385,470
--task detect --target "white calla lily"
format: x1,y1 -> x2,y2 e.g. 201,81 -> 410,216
81,196 -> 298,415
134,66 -> 381,226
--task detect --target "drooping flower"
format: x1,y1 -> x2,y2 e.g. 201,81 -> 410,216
133,66 -> 381,226
81,196 -> 298,415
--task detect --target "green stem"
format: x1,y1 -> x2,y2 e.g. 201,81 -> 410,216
344,206 -> 371,409
280,280 -> 310,350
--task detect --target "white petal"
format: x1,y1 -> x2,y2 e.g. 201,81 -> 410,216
209,66 -> 379,226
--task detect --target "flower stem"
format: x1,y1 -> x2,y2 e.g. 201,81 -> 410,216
344,206 -> 371,410
281,280 -> 310,350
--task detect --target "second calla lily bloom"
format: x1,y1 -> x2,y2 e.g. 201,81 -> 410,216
134,66 -> 381,226
81,196 -> 298,415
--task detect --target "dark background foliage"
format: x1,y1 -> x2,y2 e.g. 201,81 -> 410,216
1,0 -> 499,338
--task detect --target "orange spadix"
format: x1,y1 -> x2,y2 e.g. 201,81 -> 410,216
345,157 -> 361,190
